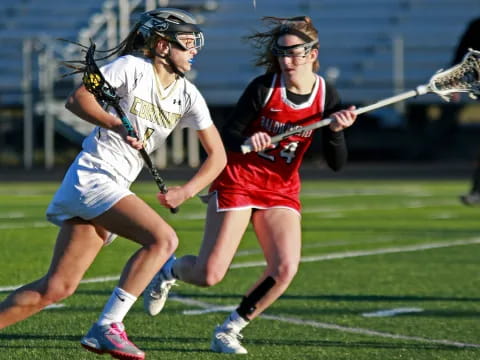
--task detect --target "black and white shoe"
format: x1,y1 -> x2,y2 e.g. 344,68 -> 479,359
460,192 -> 480,206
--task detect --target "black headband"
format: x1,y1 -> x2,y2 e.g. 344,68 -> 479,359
277,25 -> 315,43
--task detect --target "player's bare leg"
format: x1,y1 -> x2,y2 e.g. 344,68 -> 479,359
144,194 -> 251,315
0,218 -> 104,329
93,195 -> 178,296
173,199 -> 251,286
81,195 -> 178,360
211,208 -> 301,354
245,208 -> 301,318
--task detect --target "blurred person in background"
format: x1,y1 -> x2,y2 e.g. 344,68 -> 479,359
144,15 -> 357,354
0,8 -> 226,360
454,17 -> 480,206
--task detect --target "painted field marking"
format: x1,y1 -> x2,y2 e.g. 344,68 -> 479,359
183,305 -> 236,315
1,237 -> 479,349
2,237 -> 480,293
44,303 -> 66,310
173,295 -> 479,349
261,313 -> 480,349
362,307 -> 424,317
0,222 -> 53,230
0,212 -> 25,219
230,238 -> 480,269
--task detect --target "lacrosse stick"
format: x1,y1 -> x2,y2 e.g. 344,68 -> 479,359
241,48 -> 480,154
82,42 -> 179,213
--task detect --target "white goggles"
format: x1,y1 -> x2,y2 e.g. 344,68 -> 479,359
174,32 -> 205,51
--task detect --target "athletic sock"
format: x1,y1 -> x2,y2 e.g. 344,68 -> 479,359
97,287 -> 137,326
221,310 -> 249,333
165,256 -> 178,280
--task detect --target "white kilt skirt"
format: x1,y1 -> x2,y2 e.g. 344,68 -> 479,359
46,151 -> 134,245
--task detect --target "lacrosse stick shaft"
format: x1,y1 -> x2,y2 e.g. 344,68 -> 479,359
241,48 -> 480,154
241,86 -> 426,154
112,103 -> 179,214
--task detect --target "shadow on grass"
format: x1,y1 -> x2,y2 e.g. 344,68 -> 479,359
176,292 -> 480,302
0,333 -> 475,353
246,337 -> 479,351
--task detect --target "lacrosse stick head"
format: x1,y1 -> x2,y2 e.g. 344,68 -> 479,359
82,42 -> 119,104
428,48 -> 480,101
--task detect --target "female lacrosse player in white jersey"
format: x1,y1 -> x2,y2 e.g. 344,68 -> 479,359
145,16 -> 356,354
0,8 -> 226,360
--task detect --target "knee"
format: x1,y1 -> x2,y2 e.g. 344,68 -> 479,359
198,266 -> 227,287
161,229 -> 178,254
149,227 -> 179,255
272,261 -> 299,285
42,278 -> 77,304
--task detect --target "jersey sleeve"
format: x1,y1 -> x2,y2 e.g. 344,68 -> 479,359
221,74 -> 272,152
178,82 -> 213,130
99,55 -> 151,102
99,56 -> 131,98
320,82 -> 348,171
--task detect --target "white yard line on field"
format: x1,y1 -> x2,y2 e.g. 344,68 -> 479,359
0,212 -> 26,219
362,307 -> 424,317
2,237 -> 480,293
2,237 -> 479,348
44,303 -> 66,310
235,238 -> 396,257
261,313 -> 480,349
0,222 -> 53,229
229,238 -> 480,269
173,296 -> 479,348
300,188 -> 431,198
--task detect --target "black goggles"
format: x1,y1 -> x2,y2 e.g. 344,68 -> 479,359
272,39 -> 318,57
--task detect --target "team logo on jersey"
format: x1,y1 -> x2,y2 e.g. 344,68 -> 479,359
261,115 -> 313,138
130,96 -> 181,129
261,115 -> 288,134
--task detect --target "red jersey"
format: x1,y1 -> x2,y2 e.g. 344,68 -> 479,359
210,73 -> 326,212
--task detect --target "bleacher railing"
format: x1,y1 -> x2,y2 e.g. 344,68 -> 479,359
25,0 -> 203,169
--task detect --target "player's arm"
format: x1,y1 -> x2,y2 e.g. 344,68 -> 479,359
185,125 -> 227,196
221,75 -> 271,152
321,83 -> 349,171
65,85 -> 142,149
66,85 -> 120,130
157,124 -> 227,209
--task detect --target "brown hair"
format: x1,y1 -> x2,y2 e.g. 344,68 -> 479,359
246,16 -> 320,73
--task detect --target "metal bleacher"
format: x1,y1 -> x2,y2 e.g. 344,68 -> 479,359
0,0 -> 477,107
0,0 -> 103,105
193,0 -> 478,106
0,0 -> 478,167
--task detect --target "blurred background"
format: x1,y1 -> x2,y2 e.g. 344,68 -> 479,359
0,0 -> 478,174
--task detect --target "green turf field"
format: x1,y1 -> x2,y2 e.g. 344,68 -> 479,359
0,179 -> 479,360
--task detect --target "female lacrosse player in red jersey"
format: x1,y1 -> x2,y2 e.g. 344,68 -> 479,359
146,15 -> 356,354
0,8 -> 226,360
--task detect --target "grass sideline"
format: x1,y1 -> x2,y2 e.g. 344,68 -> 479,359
0,179 -> 479,360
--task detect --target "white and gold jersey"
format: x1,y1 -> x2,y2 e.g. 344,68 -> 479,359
81,55 -> 212,182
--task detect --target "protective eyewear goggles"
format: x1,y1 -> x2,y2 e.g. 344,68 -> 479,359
172,32 -> 205,51
140,17 -> 205,51
272,39 -> 318,58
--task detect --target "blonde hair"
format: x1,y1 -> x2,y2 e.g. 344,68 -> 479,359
61,13 -> 179,78
246,16 -> 320,73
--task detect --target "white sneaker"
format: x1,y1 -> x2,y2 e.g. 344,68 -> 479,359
80,322 -> 145,360
460,192 -> 480,206
210,326 -> 248,354
143,256 -> 177,316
